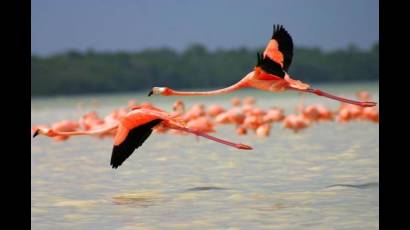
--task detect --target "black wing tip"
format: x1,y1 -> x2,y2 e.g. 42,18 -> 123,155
148,90 -> 153,97
110,162 -> 120,169
110,146 -> 125,169
271,24 -> 293,71
33,129 -> 39,138
273,24 -> 283,30
110,154 -> 121,168
272,24 -> 288,38
271,24 -> 293,45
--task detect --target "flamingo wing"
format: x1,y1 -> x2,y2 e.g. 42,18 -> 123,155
264,25 -> 294,71
255,52 -> 285,79
110,119 -> 162,168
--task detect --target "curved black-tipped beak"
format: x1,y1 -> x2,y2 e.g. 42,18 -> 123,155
33,129 -> 39,138
148,90 -> 153,97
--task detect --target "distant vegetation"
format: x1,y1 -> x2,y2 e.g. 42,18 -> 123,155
32,43 -> 378,96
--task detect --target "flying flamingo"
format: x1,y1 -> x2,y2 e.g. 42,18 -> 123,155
148,25 -> 376,108
33,104 -> 252,168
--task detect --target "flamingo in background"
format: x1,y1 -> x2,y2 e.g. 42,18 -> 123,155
207,104 -> 226,117
236,126 -> 247,136
282,95 -> 310,132
231,97 -> 242,107
148,25 -> 376,108
243,96 -> 256,106
302,104 -> 334,122
263,107 -> 285,123
33,104 -> 252,168
256,123 -> 271,137
282,114 -> 310,133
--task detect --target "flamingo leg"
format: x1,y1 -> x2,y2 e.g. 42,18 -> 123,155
164,124 -> 252,150
289,87 -> 377,107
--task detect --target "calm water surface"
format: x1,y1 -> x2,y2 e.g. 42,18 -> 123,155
31,82 -> 379,230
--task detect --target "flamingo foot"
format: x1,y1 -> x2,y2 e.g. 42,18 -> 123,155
236,143 -> 253,150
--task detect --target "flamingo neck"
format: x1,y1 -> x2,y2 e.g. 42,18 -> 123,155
167,80 -> 247,96
50,125 -> 118,136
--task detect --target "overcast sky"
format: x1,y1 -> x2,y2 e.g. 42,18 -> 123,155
31,0 -> 379,56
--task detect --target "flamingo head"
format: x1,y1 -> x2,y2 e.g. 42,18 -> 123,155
33,128 -> 57,138
148,87 -> 172,96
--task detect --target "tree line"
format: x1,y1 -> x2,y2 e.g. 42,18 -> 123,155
31,43 -> 379,96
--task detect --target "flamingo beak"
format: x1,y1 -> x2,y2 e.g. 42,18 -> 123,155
33,129 -> 40,138
148,90 -> 153,97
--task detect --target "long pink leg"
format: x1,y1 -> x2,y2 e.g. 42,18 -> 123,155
289,87 -> 377,107
165,125 -> 252,150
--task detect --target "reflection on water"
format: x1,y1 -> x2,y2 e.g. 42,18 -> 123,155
251,203 -> 287,211
31,82 -> 379,229
184,186 -> 229,192
326,182 -> 379,189
112,191 -> 164,206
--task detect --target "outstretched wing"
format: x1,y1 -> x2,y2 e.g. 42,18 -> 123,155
256,52 -> 285,79
263,25 -> 294,71
110,119 -> 162,168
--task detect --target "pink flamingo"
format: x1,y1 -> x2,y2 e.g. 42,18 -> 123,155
34,104 -> 252,168
148,25 -> 376,108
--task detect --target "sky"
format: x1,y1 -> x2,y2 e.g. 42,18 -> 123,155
31,0 -> 379,56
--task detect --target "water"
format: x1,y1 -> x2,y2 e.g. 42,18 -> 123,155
31,82 -> 379,229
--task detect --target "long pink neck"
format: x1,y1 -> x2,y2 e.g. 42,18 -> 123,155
289,87 -> 377,107
168,80 -> 247,96
163,123 -> 252,150
52,125 -> 118,136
